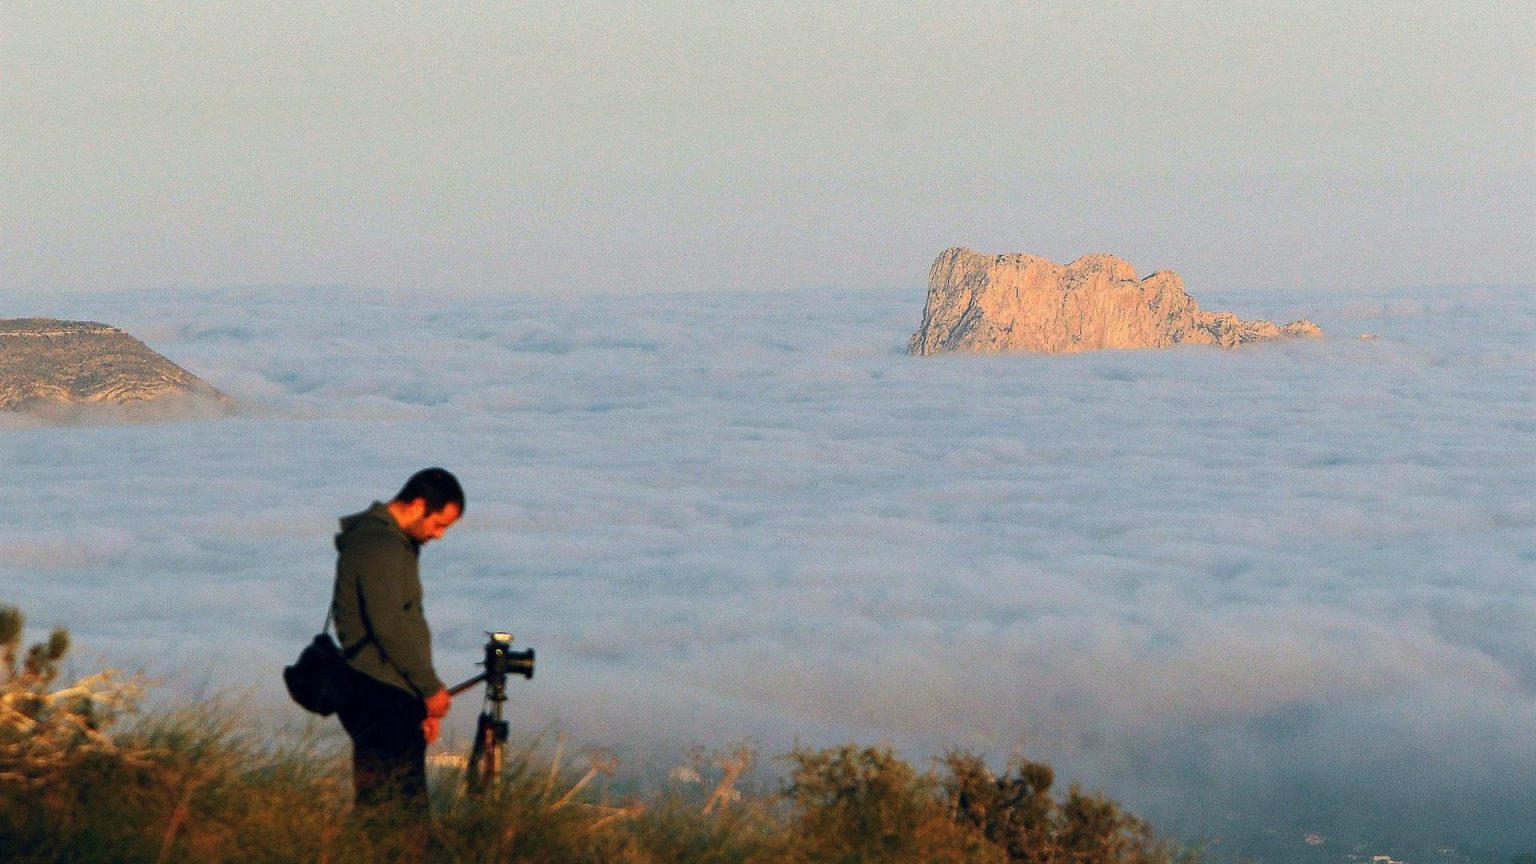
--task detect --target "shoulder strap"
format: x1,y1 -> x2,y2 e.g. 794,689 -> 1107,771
321,607 -> 371,660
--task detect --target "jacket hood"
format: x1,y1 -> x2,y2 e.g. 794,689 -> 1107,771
335,501 -> 407,552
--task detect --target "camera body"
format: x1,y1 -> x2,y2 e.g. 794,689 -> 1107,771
484,631 -> 535,681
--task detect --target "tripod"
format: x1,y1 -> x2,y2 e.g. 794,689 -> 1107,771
448,631 -> 535,796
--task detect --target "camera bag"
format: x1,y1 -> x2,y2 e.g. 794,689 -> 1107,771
282,610 -> 367,717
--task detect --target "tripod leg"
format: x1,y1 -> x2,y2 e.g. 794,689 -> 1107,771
490,698 -> 510,786
465,710 -> 496,797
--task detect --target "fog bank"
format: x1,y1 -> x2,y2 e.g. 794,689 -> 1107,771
3,284 -> 1532,854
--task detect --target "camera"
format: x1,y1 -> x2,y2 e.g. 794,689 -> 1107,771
483,631 -> 535,680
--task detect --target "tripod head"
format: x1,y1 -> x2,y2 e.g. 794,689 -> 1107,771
449,631 -> 536,700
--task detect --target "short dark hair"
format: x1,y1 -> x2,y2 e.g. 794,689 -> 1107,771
393,467 -> 465,516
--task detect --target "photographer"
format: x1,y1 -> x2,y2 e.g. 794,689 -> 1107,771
330,467 -> 462,820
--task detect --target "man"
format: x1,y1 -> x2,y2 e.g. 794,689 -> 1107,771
331,467 -> 461,818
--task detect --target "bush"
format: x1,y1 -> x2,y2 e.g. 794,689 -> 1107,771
783,743 -> 1002,864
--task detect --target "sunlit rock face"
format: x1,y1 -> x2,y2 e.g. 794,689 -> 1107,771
909,247 -> 1322,356
0,318 -> 229,411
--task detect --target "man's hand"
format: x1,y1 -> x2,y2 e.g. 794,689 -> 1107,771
421,687 -> 450,744
425,687 -> 451,718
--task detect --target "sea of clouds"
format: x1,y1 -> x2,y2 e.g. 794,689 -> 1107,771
3,283 -> 1532,855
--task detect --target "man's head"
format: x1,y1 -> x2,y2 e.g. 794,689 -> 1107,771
389,467 -> 465,545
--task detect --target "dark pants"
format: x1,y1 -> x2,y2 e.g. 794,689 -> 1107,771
337,666 -> 429,819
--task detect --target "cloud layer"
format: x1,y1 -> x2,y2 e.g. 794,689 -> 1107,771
3,284 -> 1533,852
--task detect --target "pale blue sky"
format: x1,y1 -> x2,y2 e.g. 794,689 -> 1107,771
4,2 -> 1533,295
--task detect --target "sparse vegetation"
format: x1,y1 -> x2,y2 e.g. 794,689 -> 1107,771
1,604 -> 1192,863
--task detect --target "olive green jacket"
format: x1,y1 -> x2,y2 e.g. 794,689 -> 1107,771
331,501 -> 446,698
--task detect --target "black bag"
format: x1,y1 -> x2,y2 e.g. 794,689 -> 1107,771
283,612 -> 366,717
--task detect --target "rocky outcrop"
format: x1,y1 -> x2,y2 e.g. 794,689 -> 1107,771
909,248 -> 1321,355
0,318 -> 229,411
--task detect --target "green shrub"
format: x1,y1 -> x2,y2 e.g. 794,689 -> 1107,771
782,743 -> 1003,864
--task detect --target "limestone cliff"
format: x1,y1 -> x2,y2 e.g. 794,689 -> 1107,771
0,318 -> 229,411
909,248 -> 1321,356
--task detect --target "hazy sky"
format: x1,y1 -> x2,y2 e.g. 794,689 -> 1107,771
4,2 -> 1533,296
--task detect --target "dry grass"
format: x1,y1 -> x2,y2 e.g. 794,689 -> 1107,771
1,605 -> 1192,863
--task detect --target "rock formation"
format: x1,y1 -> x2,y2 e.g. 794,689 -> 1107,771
909,248 -> 1321,356
0,318 -> 229,412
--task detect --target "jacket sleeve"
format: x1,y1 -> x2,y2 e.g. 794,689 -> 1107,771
348,538 -> 446,698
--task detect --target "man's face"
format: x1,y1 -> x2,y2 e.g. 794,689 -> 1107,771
400,499 -> 461,545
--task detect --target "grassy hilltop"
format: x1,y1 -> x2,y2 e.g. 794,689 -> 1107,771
1,605 -> 1189,864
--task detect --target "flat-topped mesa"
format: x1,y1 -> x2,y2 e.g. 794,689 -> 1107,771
0,318 -> 230,411
909,247 -> 1322,356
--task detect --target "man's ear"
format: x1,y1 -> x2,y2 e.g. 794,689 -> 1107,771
405,497 -> 428,521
